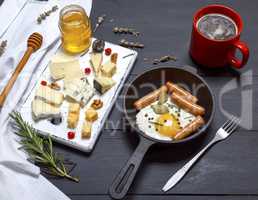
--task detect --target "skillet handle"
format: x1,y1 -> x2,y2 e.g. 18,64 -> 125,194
109,137 -> 154,199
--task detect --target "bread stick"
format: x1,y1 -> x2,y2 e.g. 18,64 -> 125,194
134,85 -> 167,110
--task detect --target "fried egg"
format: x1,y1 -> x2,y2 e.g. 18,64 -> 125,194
136,99 -> 196,141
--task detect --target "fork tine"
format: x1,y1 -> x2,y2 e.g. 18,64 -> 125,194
223,116 -> 236,130
221,116 -> 234,129
227,118 -> 241,134
225,117 -> 240,132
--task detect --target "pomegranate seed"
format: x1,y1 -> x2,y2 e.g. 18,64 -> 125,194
84,67 -> 91,75
67,131 -> 75,139
40,80 -> 47,86
105,48 -> 112,56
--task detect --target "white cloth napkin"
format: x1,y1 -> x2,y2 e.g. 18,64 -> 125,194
0,0 -> 29,38
0,0 -> 92,199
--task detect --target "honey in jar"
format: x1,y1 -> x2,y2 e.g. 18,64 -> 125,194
59,5 -> 92,54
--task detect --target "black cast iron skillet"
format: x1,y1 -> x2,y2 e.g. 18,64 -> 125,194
109,66 -> 215,199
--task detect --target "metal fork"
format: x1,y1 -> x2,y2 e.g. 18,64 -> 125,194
162,116 -> 241,192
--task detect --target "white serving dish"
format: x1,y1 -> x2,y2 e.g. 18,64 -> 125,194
20,39 -> 137,152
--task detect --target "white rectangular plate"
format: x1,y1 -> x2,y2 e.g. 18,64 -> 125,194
20,39 -> 137,152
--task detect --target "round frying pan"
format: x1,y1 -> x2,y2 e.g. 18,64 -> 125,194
109,66 -> 215,199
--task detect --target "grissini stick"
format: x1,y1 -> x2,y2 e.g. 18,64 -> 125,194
166,81 -> 198,103
0,32 -> 43,107
171,92 -> 205,116
134,85 -> 167,110
174,116 -> 205,140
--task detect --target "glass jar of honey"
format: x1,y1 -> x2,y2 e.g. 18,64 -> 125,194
59,5 -> 92,54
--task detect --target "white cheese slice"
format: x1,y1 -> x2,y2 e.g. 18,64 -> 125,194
49,62 -> 66,80
90,52 -> 103,73
101,60 -> 116,77
64,78 -> 94,107
32,99 -> 61,121
49,54 -> 84,81
63,61 -> 84,85
35,85 -> 64,106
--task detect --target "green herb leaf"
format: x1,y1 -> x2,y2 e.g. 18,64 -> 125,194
9,111 -> 79,182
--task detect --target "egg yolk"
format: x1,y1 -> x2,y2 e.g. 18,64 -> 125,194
155,113 -> 181,138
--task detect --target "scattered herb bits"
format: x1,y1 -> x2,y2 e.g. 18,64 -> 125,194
119,39 -> 144,49
153,55 -> 177,65
0,40 -> 7,57
37,5 -> 58,24
93,14 -> 106,32
113,27 -> 140,36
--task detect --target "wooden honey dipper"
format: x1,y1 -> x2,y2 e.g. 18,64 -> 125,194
0,32 -> 43,107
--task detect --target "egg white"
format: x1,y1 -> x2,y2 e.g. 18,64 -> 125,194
136,99 -> 196,141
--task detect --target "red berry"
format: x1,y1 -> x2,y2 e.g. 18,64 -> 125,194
40,80 -> 47,86
84,67 -> 91,75
105,48 -> 112,56
67,131 -> 75,139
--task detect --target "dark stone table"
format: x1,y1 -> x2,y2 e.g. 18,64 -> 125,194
47,0 -> 258,199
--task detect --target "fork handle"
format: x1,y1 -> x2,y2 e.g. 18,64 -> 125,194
162,137 -> 221,192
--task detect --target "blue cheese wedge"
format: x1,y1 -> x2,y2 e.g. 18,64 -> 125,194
64,78 -> 94,107
32,99 -> 61,121
35,85 -> 64,107
94,76 -> 116,94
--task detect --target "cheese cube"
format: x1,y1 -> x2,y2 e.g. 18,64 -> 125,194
85,108 -> 98,122
68,103 -> 80,114
32,99 -> 61,121
81,121 -> 92,139
35,85 -> 64,106
67,112 -> 79,129
94,76 -> 116,94
101,61 -> 116,77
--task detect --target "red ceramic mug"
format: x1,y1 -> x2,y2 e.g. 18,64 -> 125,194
190,4 -> 249,68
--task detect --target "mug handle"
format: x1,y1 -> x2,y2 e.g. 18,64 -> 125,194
227,41 -> 249,69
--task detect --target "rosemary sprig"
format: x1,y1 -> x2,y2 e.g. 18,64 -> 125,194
9,112 -> 79,182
